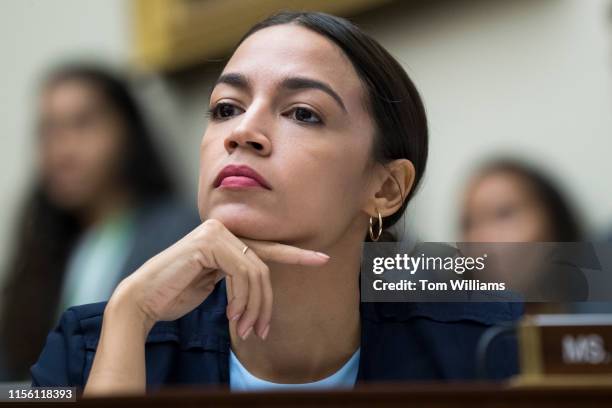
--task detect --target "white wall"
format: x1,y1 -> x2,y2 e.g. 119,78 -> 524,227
1,0 -> 612,286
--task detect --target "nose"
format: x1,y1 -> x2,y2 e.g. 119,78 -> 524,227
224,111 -> 272,156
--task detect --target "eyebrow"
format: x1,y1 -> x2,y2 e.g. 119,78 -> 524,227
213,72 -> 251,92
211,72 -> 347,113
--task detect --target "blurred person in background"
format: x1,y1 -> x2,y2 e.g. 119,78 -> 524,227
460,159 -> 583,243
459,158 -> 585,313
0,65 -> 199,380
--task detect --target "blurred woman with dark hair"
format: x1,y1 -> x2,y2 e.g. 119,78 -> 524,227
460,158 -> 586,313
460,159 -> 583,243
0,65 -> 199,380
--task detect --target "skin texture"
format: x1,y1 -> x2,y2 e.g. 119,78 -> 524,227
84,24 -> 415,395
461,171 -> 554,243
38,80 -> 131,224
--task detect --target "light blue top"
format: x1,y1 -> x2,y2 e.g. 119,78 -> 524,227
58,209 -> 136,315
229,348 -> 360,392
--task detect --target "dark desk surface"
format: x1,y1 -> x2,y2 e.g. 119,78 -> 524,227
69,382 -> 612,408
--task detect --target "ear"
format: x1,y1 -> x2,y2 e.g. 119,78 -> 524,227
364,159 -> 416,218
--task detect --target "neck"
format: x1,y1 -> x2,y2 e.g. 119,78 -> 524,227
78,188 -> 132,228
229,232 -> 363,383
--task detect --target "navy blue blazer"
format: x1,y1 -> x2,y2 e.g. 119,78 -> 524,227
31,280 -> 523,389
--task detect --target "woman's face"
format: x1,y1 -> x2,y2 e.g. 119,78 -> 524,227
38,80 -> 126,210
198,24 -> 377,248
460,171 -> 553,242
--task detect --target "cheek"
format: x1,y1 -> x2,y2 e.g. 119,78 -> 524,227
197,132 -> 223,213
81,130 -> 124,178
275,136 -> 370,230
521,208 -> 554,241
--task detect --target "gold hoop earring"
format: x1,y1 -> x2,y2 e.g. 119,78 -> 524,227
369,210 -> 383,241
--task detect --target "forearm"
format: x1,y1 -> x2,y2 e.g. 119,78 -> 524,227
83,282 -> 153,396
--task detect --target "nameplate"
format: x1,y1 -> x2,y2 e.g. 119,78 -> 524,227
517,314 -> 612,385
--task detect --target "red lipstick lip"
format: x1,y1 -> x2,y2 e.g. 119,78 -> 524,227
213,165 -> 271,190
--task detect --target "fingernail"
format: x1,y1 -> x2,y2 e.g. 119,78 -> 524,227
230,313 -> 242,322
241,326 -> 253,341
314,251 -> 330,259
260,325 -> 270,340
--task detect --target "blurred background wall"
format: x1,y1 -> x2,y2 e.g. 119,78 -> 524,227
1,0 -> 612,285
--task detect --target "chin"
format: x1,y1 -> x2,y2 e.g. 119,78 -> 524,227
201,205 -> 282,240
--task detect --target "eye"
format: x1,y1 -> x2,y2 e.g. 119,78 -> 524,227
209,102 -> 244,120
286,107 -> 323,125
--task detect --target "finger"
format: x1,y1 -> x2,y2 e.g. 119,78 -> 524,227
192,232 -> 252,324
220,235 -> 272,340
241,240 -> 330,266
221,241 -> 270,341
190,220 -> 259,325
212,234 -> 257,324
236,262 -> 262,340
212,245 -> 250,322
225,270 -> 248,323
224,272 -> 234,321
251,257 -> 273,340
